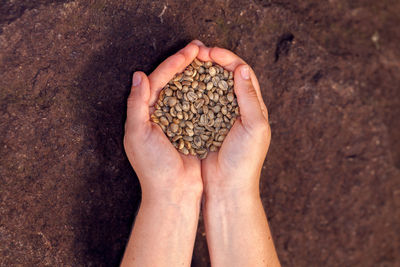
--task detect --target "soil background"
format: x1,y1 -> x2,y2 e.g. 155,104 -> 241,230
1,0 -> 400,266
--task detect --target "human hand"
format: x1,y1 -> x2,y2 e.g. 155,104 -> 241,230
123,42 -> 203,205
196,43 -> 271,200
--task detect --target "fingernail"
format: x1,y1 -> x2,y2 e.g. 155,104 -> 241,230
132,72 -> 142,86
240,65 -> 250,80
191,39 -> 205,46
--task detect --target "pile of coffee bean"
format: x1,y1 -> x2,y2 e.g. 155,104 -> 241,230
150,58 -> 239,159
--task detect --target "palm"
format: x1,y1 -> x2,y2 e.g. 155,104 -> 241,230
140,124 -> 200,186
124,42 -> 203,196
202,119 -> 268,191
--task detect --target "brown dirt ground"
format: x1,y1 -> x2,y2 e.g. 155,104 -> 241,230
1,0 -> 400,266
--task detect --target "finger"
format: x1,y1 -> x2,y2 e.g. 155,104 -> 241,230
190,39 -> 205,47
148,43 -> 199,106
234,64 -> 265,127
209,47 -> 246,72
248,70 -> 269,121
194,41 -> 212,62
126,71 -> 151,133
210,47 -> 268,120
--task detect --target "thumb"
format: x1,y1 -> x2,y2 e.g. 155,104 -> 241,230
125,71 -> 151,134
234,65 -> 265,127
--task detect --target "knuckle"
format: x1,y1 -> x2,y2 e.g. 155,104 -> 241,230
126,97 -> 136,108
247,85 -> 258,98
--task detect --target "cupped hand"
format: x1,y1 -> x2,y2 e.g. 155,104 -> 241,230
124,42 -> 203,204
196,43 -> 271,198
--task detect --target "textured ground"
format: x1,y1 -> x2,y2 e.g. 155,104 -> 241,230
1,0 -> 400,266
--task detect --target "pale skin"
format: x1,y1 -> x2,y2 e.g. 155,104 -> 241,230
121,40 -> 280,267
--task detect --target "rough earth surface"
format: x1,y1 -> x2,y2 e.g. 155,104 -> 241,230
1,0 -> 399,266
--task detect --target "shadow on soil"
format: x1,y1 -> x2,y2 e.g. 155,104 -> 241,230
72,11 -> 201,266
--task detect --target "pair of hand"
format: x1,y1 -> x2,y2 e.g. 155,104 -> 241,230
124,40 -> 271,205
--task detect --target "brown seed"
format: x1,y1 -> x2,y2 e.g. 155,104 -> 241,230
200,134 -> 209,141
199,151 -> 208,159
221,106 -> 228,115
193,136 -> 202,147
212,141 -> 222,147
177,112 -> 184,120
181,101 -> 190,111
206,82 -> 213,90
194,58 -> 203,67
185,141 -> 192,149
208,91 -> 214,101
179,139 -> 185,150
170,107 -> 177,117
217,134 -> 225,142
184,70 -> 193,76
218,80 -> 228,91
173,73 -> 183,81
192,80 -> 198,89
165,113 -> 173,122
227,92 -> 234,102
213,93 -> 219,102
159,116 -> 169,126
223,70 -> 229,79
151,114 -> 159,123
199,114 -> 208,126
175,103 -> 182,112
174,81 -> 182,90
176,90 -> 183,99
212,105 -> 221,113
185,121 -> 194,129
198,82 -> 206,90
190,104 -> 197,114
186,128 -> 194,136
194,99 -> 205,109
203,95 -> 210,105
202,105 -> 209,115
182,85 -> 189,93
166,128 -> 174,137
187,91 -> 198,102
181,147 -> 189,155
196,148 -> 207,154
183,136 -> 193,141
212,76 -> 220,86
210,145 -> 218,152
170,123 -> 179,133
172,135 -> 182,142
165,88 -> 173,96
219,128 -> 229,135
208,67 -> 216,76
220,96 -> 229,105
154,110 -> 164,117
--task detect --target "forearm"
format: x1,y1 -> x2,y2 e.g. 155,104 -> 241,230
121,194 -> 201,267
203,188 -> 280,267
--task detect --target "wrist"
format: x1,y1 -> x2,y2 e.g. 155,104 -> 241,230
141,185 -> 203,207
204,185 -> 261,210
203,178 -> 260,204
